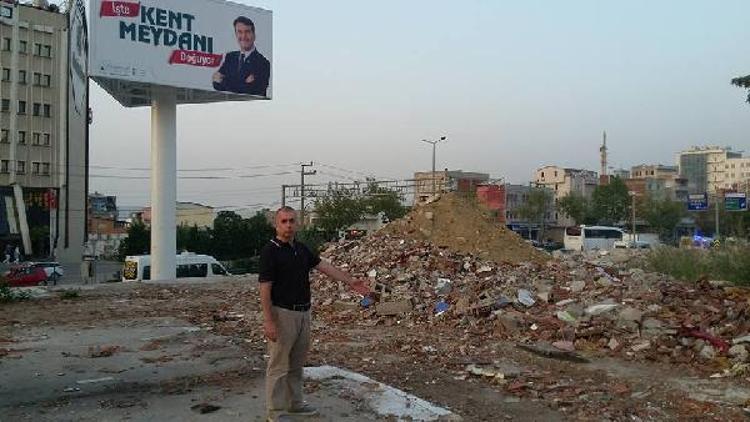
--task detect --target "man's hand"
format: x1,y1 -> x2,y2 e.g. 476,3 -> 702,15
349,278 -> 371,296
245,74 -> 255,84
212,71 -> 224,83
264,320 -> 278,342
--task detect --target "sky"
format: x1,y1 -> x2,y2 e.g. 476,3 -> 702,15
87,0 -> 750,213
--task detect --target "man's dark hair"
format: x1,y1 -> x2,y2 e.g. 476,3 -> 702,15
233,16 -> 255,33
275,206 -> 296,216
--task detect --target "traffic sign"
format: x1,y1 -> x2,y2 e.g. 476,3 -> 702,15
688,193 -> 709,211
725,193 -> 747,212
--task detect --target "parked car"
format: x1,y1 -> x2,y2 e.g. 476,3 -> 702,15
3,265 -> 48,287
613,240 -> 651,249
28,262 -> 64,285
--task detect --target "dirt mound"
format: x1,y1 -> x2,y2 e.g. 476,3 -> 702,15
383,193 -> 547,264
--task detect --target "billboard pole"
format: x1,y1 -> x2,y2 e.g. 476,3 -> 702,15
150,88 -> 177,281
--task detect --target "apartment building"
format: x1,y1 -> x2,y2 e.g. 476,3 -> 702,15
413,170 -> 489,205
0,1 -> 88,262
677,146 -> 744,194
534,166 -> 598,227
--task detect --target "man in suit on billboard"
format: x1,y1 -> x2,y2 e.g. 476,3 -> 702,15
213,16 -> 270,96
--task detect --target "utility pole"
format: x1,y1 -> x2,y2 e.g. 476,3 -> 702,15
715,192 -> 721,239
420,136 -> 447,197
299,162 -> 316,228
630,192 -> 637,243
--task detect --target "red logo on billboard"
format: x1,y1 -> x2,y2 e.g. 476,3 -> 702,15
169,50 -> 223,68
100,1 -> 140,18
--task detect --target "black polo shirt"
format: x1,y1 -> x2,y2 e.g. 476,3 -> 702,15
258,238 -> 321,306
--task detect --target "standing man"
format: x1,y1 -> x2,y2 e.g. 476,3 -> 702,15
212,16 -> 270,96
259,206 -> 371,422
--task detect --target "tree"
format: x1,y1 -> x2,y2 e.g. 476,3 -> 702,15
639,195 -> 685,243
177,224 -> 212,255
557,193 -> 594,225
212,211 -> 246,260
361,184 -> 407,221
118,221 -> 150,260
732,75 -> 750,104
518,187 -> 552,240
313,189 -> 365,235
244,212 -> 275,256
591,177 -> 630,225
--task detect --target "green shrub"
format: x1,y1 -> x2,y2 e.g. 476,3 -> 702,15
60,290 -> 80,300
0,282 -> 32,303
644,246 -> 750,285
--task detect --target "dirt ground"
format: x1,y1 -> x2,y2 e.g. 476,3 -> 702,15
2,278 -> 749,421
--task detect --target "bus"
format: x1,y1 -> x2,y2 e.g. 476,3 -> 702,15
564,226 -> 624,251
122,252 -> 230,282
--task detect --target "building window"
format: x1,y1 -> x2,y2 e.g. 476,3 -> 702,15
42,163 -> 50,176
43,74 -> 51,87
18,40 -> 27,54
43,133 -> 50,146
18,70 -> 26,84
17,131 -> 26,144
17,100 -> 26,115
32,102 -> 40,116
1,38 -> 10,51
1,68 -> 9,81
32,162 -> 40,175
43,45 -> 51,57
43,104 -> 51,117
33,72 -> 41,86
16,161 -> 25,174
32,132 -> 40,145
0,129 -> 8,143
33,43 -> 42,56
1,98 -> 9,112
0,160 -> 8,173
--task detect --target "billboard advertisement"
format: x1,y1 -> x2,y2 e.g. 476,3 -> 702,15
687,193 -> 709,211
725,193 -> 747,212
89,0 -> 272,102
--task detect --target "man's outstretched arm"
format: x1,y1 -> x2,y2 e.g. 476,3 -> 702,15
315,260 -> 371,295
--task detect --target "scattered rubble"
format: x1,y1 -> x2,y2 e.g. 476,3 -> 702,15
314,230 -> 750,374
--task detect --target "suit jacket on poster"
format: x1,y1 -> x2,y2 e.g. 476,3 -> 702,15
213,49 -> 270,96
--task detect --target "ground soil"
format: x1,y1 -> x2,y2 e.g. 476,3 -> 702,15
384,193 -> 548,265
2,279 -> 747,421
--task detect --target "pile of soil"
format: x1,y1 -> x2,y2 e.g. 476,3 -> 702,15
384,193 -> 547,264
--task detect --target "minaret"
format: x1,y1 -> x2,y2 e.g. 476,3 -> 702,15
600,131 -> 608,177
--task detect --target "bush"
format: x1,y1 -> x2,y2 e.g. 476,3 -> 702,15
60,290 -> 80,300
644,245 -> 750,285
222,256 -> 260,275
0,282 -> 32,303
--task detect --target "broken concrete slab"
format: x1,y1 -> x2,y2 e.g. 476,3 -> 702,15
376,300 -> 413,316
305,366 -> 462,421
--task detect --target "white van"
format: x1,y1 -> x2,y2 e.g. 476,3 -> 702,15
564,226 -> 624,251
122,252 -> 230,282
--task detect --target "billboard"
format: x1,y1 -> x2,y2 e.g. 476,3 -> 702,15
725,193 -> 747,212
687,193 -> 709,211
89,0 -> 272,106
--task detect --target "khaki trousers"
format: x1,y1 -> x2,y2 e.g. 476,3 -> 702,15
266,306 -> 311,414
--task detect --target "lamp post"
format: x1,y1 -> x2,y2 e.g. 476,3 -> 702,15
420,136 -> 447,197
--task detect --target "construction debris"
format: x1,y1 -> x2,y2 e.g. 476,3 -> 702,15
314,229 -> 750,372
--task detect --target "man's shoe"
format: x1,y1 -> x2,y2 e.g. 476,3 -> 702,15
288,402 -> 318,416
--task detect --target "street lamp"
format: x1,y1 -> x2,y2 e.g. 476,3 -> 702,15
420,136 -> 447,197
628,191 -> 637,244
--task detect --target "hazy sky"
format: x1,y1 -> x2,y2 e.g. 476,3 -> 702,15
88,0 -> 750,213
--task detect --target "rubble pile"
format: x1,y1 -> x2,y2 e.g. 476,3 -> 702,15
314,233 -> 750,373
383,193 -> 547,264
